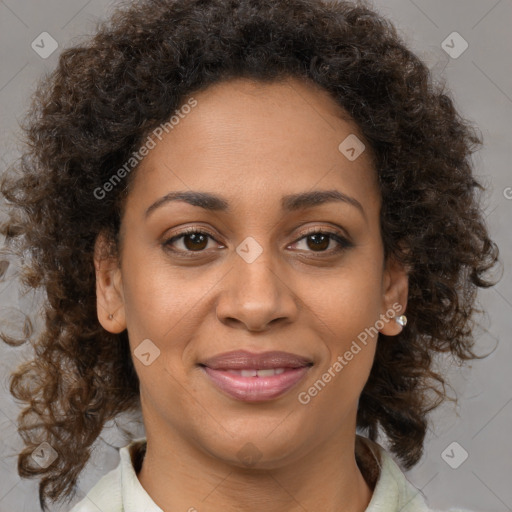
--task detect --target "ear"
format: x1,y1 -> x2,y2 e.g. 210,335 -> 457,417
379,253 -> 409,336
94,231 -> 126,334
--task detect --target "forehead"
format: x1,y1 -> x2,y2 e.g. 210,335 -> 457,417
127,76 -> 380,217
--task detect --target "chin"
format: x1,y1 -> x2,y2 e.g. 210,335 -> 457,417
200,428 -> 308,470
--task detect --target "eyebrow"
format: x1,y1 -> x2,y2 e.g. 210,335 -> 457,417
144,189 -> 366,219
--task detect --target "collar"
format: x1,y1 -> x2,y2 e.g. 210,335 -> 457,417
117,435 -> 431,512
121,437 -> 163,511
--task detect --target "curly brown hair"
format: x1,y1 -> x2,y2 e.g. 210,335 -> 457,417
0,0 -> 500,509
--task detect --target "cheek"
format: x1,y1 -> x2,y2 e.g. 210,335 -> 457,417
299,278 -> 380,421
296,255 -> 382,388
298,258 -> 383,337
119,243 -> 198,338
119,252 -> 223,388
121,234 -> 384,344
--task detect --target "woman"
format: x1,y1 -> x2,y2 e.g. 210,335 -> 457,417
0,0 -> 499,511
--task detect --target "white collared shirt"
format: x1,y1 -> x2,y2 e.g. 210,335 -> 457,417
68,435 -> 474,512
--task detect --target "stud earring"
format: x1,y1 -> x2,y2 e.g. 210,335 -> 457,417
108,313 -> 113,320
395,315 -> 407,327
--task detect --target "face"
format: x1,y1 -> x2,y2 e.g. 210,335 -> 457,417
95,76 -> 408,469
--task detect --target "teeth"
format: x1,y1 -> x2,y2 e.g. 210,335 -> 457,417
256,369 -> 277,377
226,368 -> 287,377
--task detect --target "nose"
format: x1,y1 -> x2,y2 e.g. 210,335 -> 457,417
215,247 -> 299,332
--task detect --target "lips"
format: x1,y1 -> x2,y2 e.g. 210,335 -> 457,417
199,350 -> 313,402
200,350 -> 313,371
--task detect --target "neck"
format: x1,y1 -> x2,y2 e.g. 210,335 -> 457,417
137,428 -> 374,512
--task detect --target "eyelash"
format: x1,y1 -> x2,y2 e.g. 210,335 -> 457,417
162,226 -> 353,257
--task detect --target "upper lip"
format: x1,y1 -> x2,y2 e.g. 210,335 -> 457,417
200,350 -> 314,370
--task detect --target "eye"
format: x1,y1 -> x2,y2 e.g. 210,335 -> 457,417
290,228 -> 353,255
162,226 -> 353,257
163,227 -> 221,254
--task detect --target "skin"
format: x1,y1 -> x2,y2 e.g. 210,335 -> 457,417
94,76 -> 408,512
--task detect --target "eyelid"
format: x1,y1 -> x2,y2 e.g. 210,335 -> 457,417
163,226 -> 222,247
163,224 -> 353,254
296,225 -> 344,239
290,226 -> 353,252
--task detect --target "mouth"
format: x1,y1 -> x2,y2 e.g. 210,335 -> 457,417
198,350 -> 314,402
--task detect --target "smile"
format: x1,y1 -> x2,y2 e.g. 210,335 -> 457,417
201,366 -> 311,402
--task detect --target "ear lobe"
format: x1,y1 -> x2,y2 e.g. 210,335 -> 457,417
379,254 -> 409,336
94,231 -> 126,333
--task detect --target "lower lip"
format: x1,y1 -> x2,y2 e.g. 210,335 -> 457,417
201,366 -> 311,402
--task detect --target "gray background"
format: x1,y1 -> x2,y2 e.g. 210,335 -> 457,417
0,0 -> 511,511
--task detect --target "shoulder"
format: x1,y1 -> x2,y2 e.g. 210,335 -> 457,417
67,463 -> 122,512
431,510 -> 478,512
67,437 -> 158,512
66,441 -> 134,512
356,435 -> 479,512
433,510 -> 479,512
